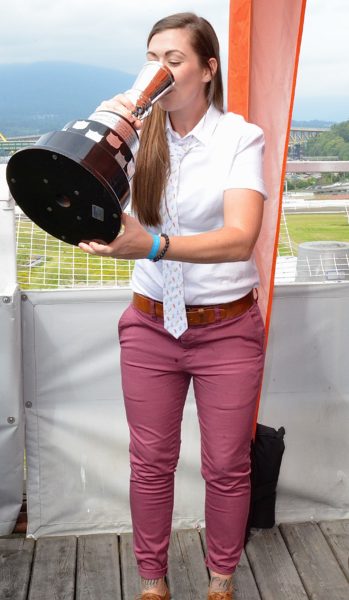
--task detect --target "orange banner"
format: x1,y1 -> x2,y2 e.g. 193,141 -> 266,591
228,0 -> 307,431
228,0 -> 252,119
228,0 -> 307,329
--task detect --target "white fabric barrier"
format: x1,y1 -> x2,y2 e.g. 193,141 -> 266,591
261,283 -> 349,523
22,288 -> 205,538
0,165 -> 24,535
0,286 -> 24,535
22,283 -> 349,538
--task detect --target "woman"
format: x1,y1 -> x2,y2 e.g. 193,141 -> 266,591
79,12 -> 267,600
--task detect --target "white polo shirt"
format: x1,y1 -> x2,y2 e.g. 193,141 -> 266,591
131,104 -> 267,305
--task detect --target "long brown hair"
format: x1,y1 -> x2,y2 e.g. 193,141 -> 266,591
132,12 -> 224,226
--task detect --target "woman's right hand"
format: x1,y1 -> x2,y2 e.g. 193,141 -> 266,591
95,93 -> 143,130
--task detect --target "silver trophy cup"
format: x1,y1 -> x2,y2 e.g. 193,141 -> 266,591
6,61 -> 174,245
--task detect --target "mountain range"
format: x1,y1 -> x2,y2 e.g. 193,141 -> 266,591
0,62 -> 135,136
0,61 -> 344,137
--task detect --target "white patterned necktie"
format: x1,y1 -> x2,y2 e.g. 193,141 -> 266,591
161,133 -> 196,338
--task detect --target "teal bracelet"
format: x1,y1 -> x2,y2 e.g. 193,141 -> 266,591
147,234 -> 161,260
152,233 -> 170,262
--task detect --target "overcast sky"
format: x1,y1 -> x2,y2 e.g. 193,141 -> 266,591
1,0 -> 348,119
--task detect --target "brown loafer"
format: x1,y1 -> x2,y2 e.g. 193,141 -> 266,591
207,592 -> 233,600
137,590 -> 170,600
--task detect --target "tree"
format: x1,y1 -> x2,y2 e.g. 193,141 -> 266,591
305,119 -> 349,159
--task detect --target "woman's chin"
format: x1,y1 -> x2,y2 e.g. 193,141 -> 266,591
158,95 -> 176,111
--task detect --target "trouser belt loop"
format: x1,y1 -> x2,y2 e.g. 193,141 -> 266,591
253,287 -> 259,302
150,298 -> 157,320
214,306 -> 222,323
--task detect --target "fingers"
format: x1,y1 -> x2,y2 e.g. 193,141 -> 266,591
78,241 -> 99,255
96,93 -> 134,113
89,241 -> 111,254
78,241 -> 110,256
78,214 -> 128,256
121,212 -> 129,226
117,223 -> 126,236
95,94 -> 142,129
78,242 -> 94,255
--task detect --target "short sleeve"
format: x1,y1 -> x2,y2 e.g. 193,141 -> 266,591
224,124 -> 267,200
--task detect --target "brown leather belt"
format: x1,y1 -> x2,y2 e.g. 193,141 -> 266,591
132,290 -> 255,326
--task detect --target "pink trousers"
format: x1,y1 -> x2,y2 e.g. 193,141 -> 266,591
118,298 -> 265,579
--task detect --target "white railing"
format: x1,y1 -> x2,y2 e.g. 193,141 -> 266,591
278,209 -> 296,257
275,255 -> 349,285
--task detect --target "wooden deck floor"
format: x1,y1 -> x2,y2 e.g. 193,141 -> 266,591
1,520 -> 349,600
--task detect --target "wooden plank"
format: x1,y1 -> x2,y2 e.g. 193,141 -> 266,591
245,526 -> 308,600
76,533 -> 121,600
233,551 -> 262,600
120,532 -> 140,600
319,519 -> 349,582
167,529 -> 209,599
0,537 -> 35,600
28,536 -> 76,600
200,528 -> 261,600
280,521 -> 349,600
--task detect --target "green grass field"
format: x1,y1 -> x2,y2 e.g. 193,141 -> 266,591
16,213 -> 349,290
278,212 -> 349,256
285,213 -> 349,244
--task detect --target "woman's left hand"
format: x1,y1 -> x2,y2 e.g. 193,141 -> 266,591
78,213 -> 153,260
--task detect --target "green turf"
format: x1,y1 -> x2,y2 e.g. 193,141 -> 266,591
284,213 -> 349,245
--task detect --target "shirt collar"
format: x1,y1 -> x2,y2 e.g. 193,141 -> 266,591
165,104 -> 222,146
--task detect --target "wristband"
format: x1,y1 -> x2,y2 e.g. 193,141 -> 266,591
147,234 -> 161,260
153,233 -> 170,262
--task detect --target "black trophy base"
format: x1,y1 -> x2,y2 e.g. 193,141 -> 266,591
6,130 -> 131,246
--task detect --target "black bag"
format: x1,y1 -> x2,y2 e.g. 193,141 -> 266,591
245,423 -> 285,543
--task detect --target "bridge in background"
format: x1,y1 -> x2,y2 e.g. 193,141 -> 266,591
288,126 -> 331,159
289,126 -> 330,146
